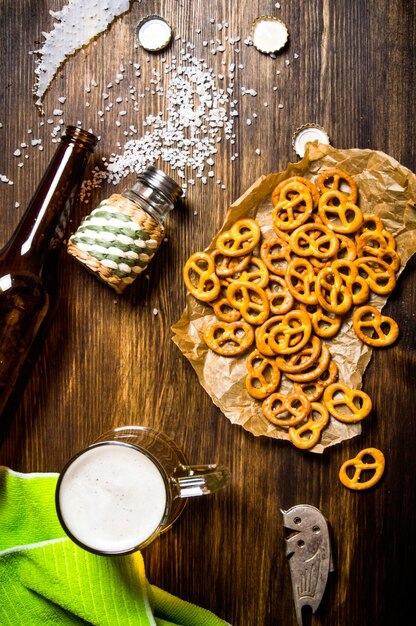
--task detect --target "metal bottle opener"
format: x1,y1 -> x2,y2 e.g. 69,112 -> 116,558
281,505 -> 334,626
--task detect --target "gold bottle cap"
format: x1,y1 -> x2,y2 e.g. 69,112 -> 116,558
136,15 -> 172,52
292,124 -> 330,158
251,16 -> 289,54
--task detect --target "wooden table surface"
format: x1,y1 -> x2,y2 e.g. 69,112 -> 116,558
1,1 -> 415,625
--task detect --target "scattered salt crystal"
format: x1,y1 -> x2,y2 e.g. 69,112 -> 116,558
13,149 -> 21,157
57,96 -> 66,104
152,308 -> 158,316
53,109 -> 63,115
255,148 -> 261,155
15,202 -> 20,208
246,119 -> 252,125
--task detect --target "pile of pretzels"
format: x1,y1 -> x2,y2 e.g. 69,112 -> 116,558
183,168 -> 400,452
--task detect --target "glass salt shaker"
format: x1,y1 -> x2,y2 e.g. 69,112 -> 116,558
68,166 -> 182,294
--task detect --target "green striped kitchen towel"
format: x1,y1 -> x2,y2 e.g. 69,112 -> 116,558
0,467 -> 229,626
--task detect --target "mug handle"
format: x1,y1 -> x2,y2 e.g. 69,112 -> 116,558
173,464 -> 230,498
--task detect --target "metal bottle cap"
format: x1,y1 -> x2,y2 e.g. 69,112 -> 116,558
251,16 -> 289,53
292,124 -> 330,158
136,15 -> 172,52
137,166 -> 182,205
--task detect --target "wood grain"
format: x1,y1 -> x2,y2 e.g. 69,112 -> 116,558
1,1 -> 415,625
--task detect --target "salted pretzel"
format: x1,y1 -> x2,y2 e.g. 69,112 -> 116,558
183,251 -> 221,302
245,349 -> 281,400
354,257 -> 396,295
272,180 -> 314,231
333,233 -> 358,262
352,305 -> 399,347
288,402 -> 329,450
262,390 -> 311,428
260,237 -> 292,276
272,176 -> 320,208
216,218 -> 261,257
332,259 -> 370,305
318,190 -> 364,234
315,266 -> 353,315
285,258 -> 318,305
203,320 -> 254,356
339,448 -> 385,490
293,359 -> 339,402
267,309 -> 312,355
285,344 -> 331,383
226,281 -> 270,325
355,230 -> 400,271
233,256 -> 270,288
275,335 -> 322,374
358,213 -> 396,249
317,168 -> 358,203
309,232 -> 358,274
289,223 -> 339,259
323,382 -> 372,423
298,303 -> 342,339
211,249 -> 251,277
212,295 -> 241,323
265,275 -> 294,315
255,315 -> 284,357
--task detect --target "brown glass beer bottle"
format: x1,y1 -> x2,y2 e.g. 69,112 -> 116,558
0,126 -> 97,425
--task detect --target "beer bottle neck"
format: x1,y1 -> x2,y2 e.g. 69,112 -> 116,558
0,129 -> 97,274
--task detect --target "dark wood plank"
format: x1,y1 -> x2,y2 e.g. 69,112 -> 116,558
0,1 -> 415,625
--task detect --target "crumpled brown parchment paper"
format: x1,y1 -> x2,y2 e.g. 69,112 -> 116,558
172,143 -> 416,452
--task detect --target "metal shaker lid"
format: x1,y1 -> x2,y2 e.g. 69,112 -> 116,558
137,166 -> 182,204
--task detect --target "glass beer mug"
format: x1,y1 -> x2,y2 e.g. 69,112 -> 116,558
55,426 -> 230,555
